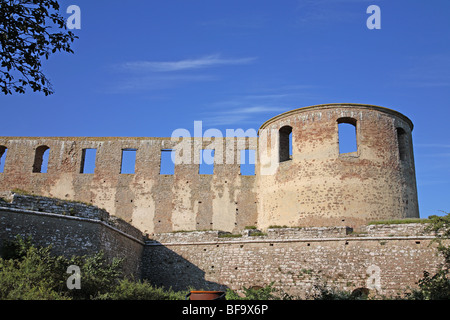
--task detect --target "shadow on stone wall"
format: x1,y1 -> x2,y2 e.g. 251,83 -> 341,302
142,242 -> 228,293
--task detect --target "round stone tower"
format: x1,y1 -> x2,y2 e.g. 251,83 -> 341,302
256,103 -> 419,229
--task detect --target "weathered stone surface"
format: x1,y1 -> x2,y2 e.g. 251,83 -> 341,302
257,104 -> 419,229
143,226 -> 442,298
0,103 -> 427,298
0,104 -> 418,234
0,194 -> 144,277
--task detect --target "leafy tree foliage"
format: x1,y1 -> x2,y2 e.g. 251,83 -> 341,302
226,283 -> 299,300
407,212 -> 450,300
0,0 -> 77,95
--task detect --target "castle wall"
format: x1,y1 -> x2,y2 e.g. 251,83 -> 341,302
0,193 -> 144,277
0,193 -> 441,298
0,104 -> 427,298
257,104 -> 419,229
0,104 -> 419,233
0,137 -> 257,234
143,225 -> 443,298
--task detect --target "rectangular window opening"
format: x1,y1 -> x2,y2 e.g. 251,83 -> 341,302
80,148 -> 97,174
240,149 -> 256,176
397,128 -> 408,161
338,121 -> 357,154
160,149 -> 175,175
199,149 -> 214,175
279,126 -> 293,162
120,149 -> 137,174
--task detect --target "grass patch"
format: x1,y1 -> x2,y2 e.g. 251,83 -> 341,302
368,218 -> 431,225
11,188 -> 33,196
268,225 -> 303,229
249,232 -> 267,237
218,233 -> 242,238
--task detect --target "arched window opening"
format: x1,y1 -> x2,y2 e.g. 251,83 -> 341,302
396,128 -> 407,161
338,118 -> 357,154
0,146 -> 7,173
279,125 -> 292,162
33,145 -> 50,173
351,288 -> 370,299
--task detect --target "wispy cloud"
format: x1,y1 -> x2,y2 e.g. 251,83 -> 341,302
417,153 -> 450,158
200,95 -> 294,126
396,54 -> 450,88
201,106 -> 287,127
120,54 -> 257,73
107,54 -> 257,93
222,105 -> 287,115
109,74 -> 218,93
199,84 -> 320,126
295,0 -> 374,25
416,143 -> 450,148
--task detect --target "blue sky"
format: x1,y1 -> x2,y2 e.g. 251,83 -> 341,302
1,0 -> 449,218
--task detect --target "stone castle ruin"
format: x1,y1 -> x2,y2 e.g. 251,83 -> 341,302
0,103 -> 439,297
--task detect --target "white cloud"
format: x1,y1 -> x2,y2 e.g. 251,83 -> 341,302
120,54 -> 257,72
106,74 -> 217,93
295,0 -> 374,25
199,86 -> 318,126
107,54 -> 256,93
202,103 -> 289,126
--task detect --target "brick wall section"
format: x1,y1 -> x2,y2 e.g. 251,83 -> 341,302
0,104 -> 419,234
0,137 -> 257,235
257,104 -> 419,229
143,225 -> 444,298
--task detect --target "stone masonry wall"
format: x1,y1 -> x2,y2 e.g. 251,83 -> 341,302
0,137 -> 257,235
143,224 -> 445,298
0,194 -> 443,298
0,104 -> 419,234
0,193 -> 145,277
257,104 -> 419,229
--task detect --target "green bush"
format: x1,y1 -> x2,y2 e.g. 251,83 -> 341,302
0,235 -> 186,300
407,270 -> 450,300
96,278 -> 185,300
406,212 -> 450,300
0,236 -> 124,300
0,236 -> 69,300
226,283 -> 298,300
307,283 -> 367,300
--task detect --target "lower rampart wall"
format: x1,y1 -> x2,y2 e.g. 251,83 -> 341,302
0,194 -> 444,298
0,194 -> 145,278
143,225 -> 445,298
